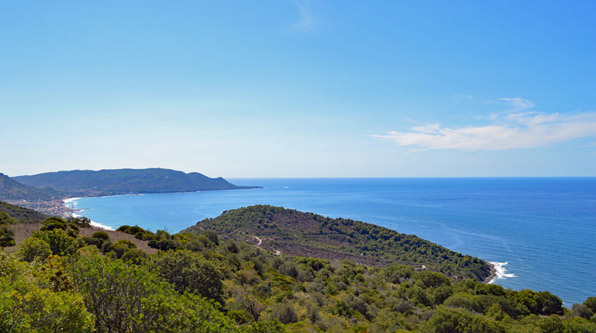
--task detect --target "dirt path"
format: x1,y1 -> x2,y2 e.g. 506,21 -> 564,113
252,235 -> 281,255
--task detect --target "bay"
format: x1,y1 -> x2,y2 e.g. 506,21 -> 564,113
66,177 -> 596,306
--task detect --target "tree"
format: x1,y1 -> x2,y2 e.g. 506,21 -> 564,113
538,316 -> 564,333
0,225 -> 15,247
584,297 -> 596,313
151,250 -> 224,304
71,254 -> 235,332
18,237 -> 52,262
106,239 -> 136,259
33,229 -> 77,256
231,287 -> 266,321
270,303 -> 298,324
0,253 -> 93,331
68,216 -> 91,227
202,230 -> 219,245
420,306 -> 505,333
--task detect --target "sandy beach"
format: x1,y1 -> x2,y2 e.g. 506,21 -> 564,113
63,197 -> 114,230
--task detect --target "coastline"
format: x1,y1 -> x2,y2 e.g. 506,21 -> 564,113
63,197 -> 114,231
56,186 -> 263,231
487,261 -> 516,284
483,261 -> 497,283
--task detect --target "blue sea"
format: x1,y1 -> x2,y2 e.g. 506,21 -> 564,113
66,178 -> 596,306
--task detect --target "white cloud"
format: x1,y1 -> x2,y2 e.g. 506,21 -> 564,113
374,99 -> 596,151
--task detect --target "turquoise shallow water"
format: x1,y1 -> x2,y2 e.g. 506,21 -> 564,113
67,178 -> 596,306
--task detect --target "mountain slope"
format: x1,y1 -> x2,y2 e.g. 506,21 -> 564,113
184,205 -> 493,281
14,168 -> 257,196
0,173 -> 64,201
0,201 -> 48,223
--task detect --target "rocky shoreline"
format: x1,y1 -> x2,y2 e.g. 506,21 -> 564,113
483,261 -> 498,284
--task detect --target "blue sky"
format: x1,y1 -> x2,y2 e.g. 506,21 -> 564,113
1,1 -> 595,177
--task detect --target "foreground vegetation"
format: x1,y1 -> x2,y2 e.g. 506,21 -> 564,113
1,205 -> 596,332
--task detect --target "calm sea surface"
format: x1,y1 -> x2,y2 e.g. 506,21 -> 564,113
67,178 -> 596,306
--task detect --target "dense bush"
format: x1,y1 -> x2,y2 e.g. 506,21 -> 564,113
33,229 -> 77,256
71,254 -> 236,332
18,237 -> 52,262
151,250 -> 225,305
0,225 -> 15,247
0,253 -> 94,331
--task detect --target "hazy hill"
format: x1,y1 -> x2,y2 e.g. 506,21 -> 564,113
14,168 -> 257,196
184,205 -> 493,281
0,173 -> 64,201
0,201 -> 48,223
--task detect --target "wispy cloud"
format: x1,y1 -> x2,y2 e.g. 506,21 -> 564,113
290,0 -> 316,32
373,99 -> 596,151
499,97 -> 535,112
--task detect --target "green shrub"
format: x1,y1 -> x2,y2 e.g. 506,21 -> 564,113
71,254 -> 235,332
0,225 -> 15,247
33,229 -> 77,256
270,303 -> 298,324
92,231 -> 109,240
151,250 -> 224,304
18,237 -> 52,262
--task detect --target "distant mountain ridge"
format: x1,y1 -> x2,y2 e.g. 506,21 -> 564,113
0,173 -> 64,201
14,168 -> 257,197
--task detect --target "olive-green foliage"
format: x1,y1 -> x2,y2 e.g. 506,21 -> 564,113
511,289 -> 563,316
385,264 -> 415,283
538,316 -> 565,333
40,217 -> 79,237
0,253 -> 94,332
269,303 -> 298,324
0,225 -> 15,247
117,225 -> 156,241
33,229 -> 77,256
0,212 -> 16,247
0,211 -> 18,225
105,239 -> 137,259
584,297 -> 596,313
203,229 -> 220,245
68,216 -> 91,227
17,237 -> 52,262
151,249 -> 225,305
92,231 -> 109,240
562,317 -> 596,332
419,306 -> 505,332
71,254 -> 236,332
120,248 -> 147,264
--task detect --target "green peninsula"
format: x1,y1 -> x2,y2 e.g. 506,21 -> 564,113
184,205 -> 493,282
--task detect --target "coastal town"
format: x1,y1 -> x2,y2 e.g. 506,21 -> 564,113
5,199 -> 76,218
